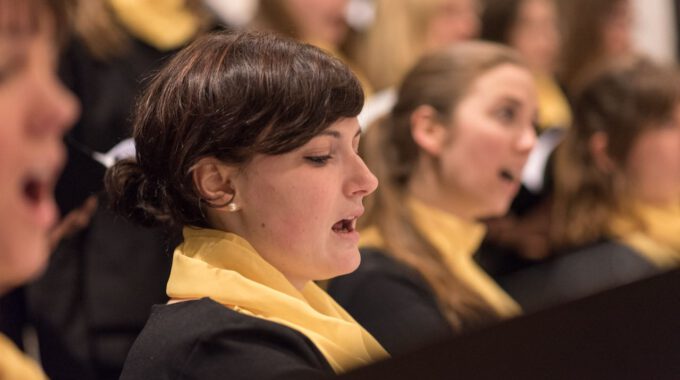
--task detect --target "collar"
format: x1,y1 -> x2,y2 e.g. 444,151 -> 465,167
167,227 -> 388,373
108,0 -> 202,50
360,198 -> 520,317
408,198 -> 487,262
610,200 -> 680,268
0,334 -> 46,380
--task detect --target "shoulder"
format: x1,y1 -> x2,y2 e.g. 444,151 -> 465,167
549,240 -> 658,280
121,298 -> 332,380
499,240 -> 659,312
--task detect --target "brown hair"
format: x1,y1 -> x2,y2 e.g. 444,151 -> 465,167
558,0 -> 627,94
254,0 -> 301,40
105,31 -> 364,228
360,41 -> 526,329
551,57 -> 680,248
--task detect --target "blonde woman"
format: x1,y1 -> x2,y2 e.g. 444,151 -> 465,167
329,42 -> 537,355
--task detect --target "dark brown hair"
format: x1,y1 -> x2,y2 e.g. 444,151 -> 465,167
361,41 -> 526,329
105,31 -> 364,228
552,57 -> 680,248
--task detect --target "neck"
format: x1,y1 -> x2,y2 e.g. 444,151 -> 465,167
408,159 -> 478,222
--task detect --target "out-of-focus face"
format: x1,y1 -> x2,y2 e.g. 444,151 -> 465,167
509,0 -> 560,73
425,0 -> 480,51
601,0 -> 633,58
0,6 -> 79,293
285,0 -> 349,47
624,105 -> 680,205
437,64 -> 537,220
228,117 -> 378,289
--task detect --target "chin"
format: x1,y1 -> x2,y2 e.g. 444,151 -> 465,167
479,201 -> 512,220
8,238 -> 50,287
327,248 -> 361,279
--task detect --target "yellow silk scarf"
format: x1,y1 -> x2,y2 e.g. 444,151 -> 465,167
360,198 -> 521,318
166,228 -> 388,374
107,0 -> 202,50
0,334 -> 46,380
609,201 -> 680,269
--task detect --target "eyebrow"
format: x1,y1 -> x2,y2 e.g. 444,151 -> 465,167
319,127 -> 362,139
498,96 -> 523,107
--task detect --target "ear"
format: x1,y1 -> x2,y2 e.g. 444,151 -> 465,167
410,105 -> 448,156
589,131 -> 615,173
191,157 -> 237,209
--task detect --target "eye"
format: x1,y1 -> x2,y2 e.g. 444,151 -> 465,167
495,106 -> 517,123
305,155 -> 332,166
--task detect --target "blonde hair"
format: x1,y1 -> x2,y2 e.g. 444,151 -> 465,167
552,57 -> 680,248
361,41 -> 526,329
348,0 -> 445,91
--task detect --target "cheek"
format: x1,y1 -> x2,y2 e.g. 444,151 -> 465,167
247,179 -> 332,245
443,128 -> 509,182
628,136 -> 680,188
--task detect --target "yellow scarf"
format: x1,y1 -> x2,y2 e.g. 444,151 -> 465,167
360,198 -> 521,318
609,201 -> 680,269
535,72 -> 572,130
166,228 -> 388,374
107,0 -> 202,50
0,334 -> 46,380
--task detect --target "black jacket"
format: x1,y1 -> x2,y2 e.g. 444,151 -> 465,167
328,249 -> 453,356
121,298 -> 332,380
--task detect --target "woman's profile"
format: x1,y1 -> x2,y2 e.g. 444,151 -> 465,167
107,31 -> 388,379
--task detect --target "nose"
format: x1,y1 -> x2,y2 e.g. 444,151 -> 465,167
29,72 -> 80,137
346,154 -> 379,198
516,123 -> 537,155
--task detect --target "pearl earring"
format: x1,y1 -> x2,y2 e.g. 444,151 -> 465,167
227,202 -> 240,212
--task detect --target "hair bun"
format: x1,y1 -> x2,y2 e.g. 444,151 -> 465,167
104,158 -> 173,227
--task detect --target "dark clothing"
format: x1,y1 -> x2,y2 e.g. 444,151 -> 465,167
59,37 -> 175,152
496,240 -> 659,312
25,208 -> 176,380
121,298 -> 332,380
339,269 -> 680,380
328,249 -> 453,356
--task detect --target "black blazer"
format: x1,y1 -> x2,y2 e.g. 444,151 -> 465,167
121,298 -> 333,380
328,248 -> 453,356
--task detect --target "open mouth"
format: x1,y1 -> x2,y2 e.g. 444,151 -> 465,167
499,168 -> 518,183
22,175 -> 49,207
332,217 -> 357,234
